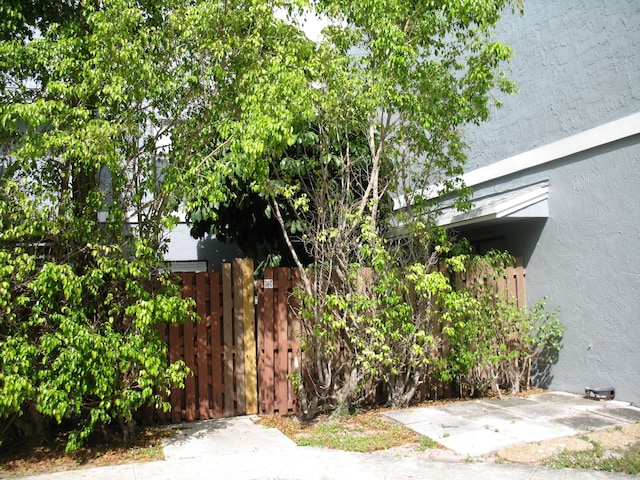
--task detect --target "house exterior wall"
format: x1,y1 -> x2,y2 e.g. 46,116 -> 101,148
464,0 -> 640,168
164,223 -> 243,272
458,135 -> 640,404
459,0 -> 640,404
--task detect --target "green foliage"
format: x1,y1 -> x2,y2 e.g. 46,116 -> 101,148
439,256 -> 563,396
0,239 -> 193,451
546,440 -> 640,475
250,0 -> 530,414
0,0 -> 207,450
294,220 -> 563,410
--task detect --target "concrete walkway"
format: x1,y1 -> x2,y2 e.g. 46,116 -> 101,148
384,391 -> 640,457
15,392 -> 640,480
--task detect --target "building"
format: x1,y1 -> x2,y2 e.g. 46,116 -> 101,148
448,0 -> 640,404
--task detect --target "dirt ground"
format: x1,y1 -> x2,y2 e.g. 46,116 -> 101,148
0,426 -> 172,478
493,422 -> 640,464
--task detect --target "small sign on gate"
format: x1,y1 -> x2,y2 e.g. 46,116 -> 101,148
264,279 -> 274,289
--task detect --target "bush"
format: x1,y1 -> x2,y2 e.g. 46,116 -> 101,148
0,243 -> 192,452
439,256 -> 563,397
294,234 -> 563,412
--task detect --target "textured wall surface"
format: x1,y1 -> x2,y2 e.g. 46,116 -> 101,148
164,223 -> 243,272
459,0 -> 640,404
464,0 -> 640,168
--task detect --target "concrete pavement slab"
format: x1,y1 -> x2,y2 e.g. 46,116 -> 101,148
163,415 -> 296,460
552,413 -> 620,431
384,391 -> 640,457
598,407 -> 640,423
15,445 -> 636,480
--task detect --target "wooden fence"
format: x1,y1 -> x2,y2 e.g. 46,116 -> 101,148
154,258 -> 258,423
152,257 -> 526,422
256,267 -> 301,415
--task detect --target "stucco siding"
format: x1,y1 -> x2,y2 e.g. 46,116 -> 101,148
464,0 -> 640,169
460,135 -> 640,404
164,223 -> 243,272
457,0 -> 640,404
525,136 -> 640,404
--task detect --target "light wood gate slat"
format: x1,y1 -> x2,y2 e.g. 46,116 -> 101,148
241,258 -> 258,414
232,259 -> 246,415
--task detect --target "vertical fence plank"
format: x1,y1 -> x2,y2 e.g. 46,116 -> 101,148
274,268 -> 289,414
232,259 -> 246,415
515,257 -> 526,307
222,263 -> 235,417
210,272 -> 223,418
169,322 -> 182,423
260,269 -> 275,414
287,269 -> 300,413
240,258 -> 258,414
182,272 -> 197,422
196,272 -> 210,420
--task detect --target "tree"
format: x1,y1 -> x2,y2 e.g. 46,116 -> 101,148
1,0 -> 330,448
178,0 -> 524,412
0,0 -> 201,450
258,0 -> 522,412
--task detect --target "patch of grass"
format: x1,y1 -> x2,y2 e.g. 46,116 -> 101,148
546,440 -> 640,475
419,437 -> 440,450
260,410 -> 422,453
295,415 -> 420,452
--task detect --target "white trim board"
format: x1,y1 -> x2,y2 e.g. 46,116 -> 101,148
464,111 -> 640,189
436,182 -> 549,229
394,111 -> 640,210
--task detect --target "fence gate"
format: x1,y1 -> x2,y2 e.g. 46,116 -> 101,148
152,258 -> 299,423
256,267 -> 301,415
152,259 -> 255,422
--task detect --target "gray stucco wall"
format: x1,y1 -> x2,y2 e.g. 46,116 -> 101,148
526,137 -> 640,404
459,136 -> 640,405
459,1 -> 640,404
464,0 -> 640,168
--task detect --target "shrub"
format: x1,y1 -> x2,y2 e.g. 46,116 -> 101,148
0,242 -> 192,452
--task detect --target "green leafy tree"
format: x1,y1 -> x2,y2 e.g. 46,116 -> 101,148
0,0 -> 200,450
1,0 -> 327,448
256,0 -> 523,413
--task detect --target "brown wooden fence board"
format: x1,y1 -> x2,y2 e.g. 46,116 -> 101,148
275,268 -> 290,414
232,259 -> 247,415
168,322 -> 182,423
195,272 -> 210,420
182,273 -> 197,422
222,263 -> 234,417
210,273 -> 223,418
258,269 -> 275,414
